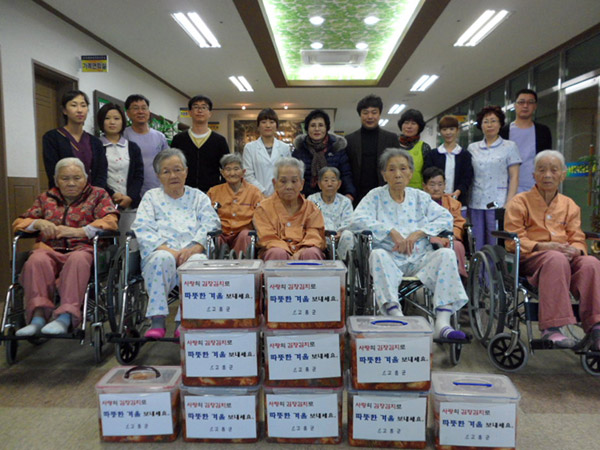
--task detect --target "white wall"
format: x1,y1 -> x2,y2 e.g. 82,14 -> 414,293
0,0 -> 187,178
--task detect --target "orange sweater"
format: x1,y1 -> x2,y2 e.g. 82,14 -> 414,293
207,180 -> 263,236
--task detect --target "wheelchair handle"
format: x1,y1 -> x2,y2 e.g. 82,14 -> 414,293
124,365 -> 161,379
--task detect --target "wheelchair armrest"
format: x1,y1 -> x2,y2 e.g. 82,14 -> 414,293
361,230 -> 373,236
248,230 -> 257,237
208,229 -> 222,237
491,230 -> 518,240
325,229 -> 337,238
585,231 -> 600,241
125,230 -> 137,238
15,230 -> 40,239
436,230 -> 453,239
96,230 -> 120,238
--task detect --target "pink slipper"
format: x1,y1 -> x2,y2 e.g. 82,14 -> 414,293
174,326 -> 181,339
144,328 -> 166,339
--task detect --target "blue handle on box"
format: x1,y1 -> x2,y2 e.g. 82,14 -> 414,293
453,382 -> 493,387
286,262 -> 323,266
371,319 -> 408,326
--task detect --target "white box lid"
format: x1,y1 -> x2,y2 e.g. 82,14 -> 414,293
347,316 -> 432,335
178,259 -> 263,274
431,372 -> 520,401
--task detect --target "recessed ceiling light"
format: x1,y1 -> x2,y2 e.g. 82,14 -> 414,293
355,42 -> 368,50
454,10 -> 510,47
284,105 -> 289,110
229,76 -> 254,92
364,16 -> 380,25
309,16 -> 325,26
310,42 -> 323,50
379,119 -> 389,127
241,105 -> 246,110
172,12 -> 220,48
410,74 -> 439,92
388,104 -> 406,114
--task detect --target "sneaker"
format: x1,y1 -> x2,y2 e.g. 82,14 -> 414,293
174,326 -> 181,339
541,327 -> 577,349
41,320 -> 69,335
144,328 -> 166,339
15,323 -> 43,337
383,302 -> 403,317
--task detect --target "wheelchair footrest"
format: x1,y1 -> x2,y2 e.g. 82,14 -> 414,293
1,329 -> 85,340
106,332 -> 178,344
433,333 -> 472,345
530,338 -> 559,350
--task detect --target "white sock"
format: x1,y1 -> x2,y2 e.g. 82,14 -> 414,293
434,308 -> 452,335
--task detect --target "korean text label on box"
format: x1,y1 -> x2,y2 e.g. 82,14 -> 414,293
353,395 -> 427,442
267,393 -> 338,438
184,395 -> 257,439
356,337 -> 430,383
181,274 -> 255,319
185,332 -> 257,377
99,393 -> 173,436
267,276 -> 340,322
439,402 -> 517,448
267,333 -> 341,380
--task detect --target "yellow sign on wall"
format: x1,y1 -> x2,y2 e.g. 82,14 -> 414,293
208,122 -> 220,131
81,55 -> 108,72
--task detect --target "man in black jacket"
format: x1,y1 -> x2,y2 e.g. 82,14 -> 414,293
500,88 -> 552,193
345,95 -> 399,204
171,95 -> 229,193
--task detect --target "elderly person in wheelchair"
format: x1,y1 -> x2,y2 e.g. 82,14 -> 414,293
14,157 -> 119,336
505,150 -> 600,349
253,157 -> 326,260
132,148 -> 220,339
349,148 -> 468,341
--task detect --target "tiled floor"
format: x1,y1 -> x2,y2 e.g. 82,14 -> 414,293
1,319 -> 599,450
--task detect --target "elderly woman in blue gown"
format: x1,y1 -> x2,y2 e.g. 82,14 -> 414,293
132,148 -> 220,339
349,148 -> 468,340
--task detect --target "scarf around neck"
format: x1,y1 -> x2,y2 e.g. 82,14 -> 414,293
306,134 -> 330,188
398,133 -> 421,147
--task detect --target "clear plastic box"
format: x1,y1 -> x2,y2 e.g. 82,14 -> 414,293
180,324 -> 260,386
347,316 -> 433,391
180,383 -> 261,443
431,372 -> 521,450
264,385 -> 343,444
178,259 -> 263,328
264,327 -> 345,387
264,260 -> 346,329
95,365 -> 181,442
347,374 -> 428,448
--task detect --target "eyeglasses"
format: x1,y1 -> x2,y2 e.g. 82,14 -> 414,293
191,105 -> 210,111
159,167 -> 185,176
515,100 -> 537,106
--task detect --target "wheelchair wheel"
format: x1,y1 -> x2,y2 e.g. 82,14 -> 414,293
105,246 -> 126,333
116,327 -> 141,365
581,352 -> 600,376
468,247 -> 506,344
487,332 -> 529,372
5,328 -> 18,365
449,314 -> 462,366
93,326 -> 103,364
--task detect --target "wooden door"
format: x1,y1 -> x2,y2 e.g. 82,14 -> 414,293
35,75 -> 60,191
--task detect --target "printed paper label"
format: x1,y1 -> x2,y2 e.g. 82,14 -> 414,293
266,393 -> 339,438
184,395 -> 257,439
184,332 -> 257,377
99,392 -> 173,436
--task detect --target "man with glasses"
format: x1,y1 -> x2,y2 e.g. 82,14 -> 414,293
500,89 -> 552,192
171,95 -> 230,193
123,94 -> 169,196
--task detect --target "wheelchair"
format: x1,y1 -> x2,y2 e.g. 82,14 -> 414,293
346,229 -> 471,366
105,230 -> 222,364
467,228 -> 600,375
0,230 -> 119,365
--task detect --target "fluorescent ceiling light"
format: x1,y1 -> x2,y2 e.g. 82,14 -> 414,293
379,119 -> 389,127
410,74 -> 438,92
355,42 -> 368,50
229,76 -> 253,92
309,16 -> 325,26
388,104 -> 406,114
310,42 -> 323,50
172,12 -> 220,48
454,10 -> 509,47
364,16 -> 380,25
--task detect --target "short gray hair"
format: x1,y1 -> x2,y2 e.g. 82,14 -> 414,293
54,157 -> 87,179
153,148 -> 187,174
220,153 -> 242,168
535,150 -> 566,171
274,157 -> 305,180
379,148 -> 414,172
318,166 -> 340,181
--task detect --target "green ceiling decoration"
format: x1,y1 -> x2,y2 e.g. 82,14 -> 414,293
260,0 -> 422,81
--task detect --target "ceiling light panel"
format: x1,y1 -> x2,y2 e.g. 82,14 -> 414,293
260,0 -> 422,81
388,104 -> 406,114
229,76 -> 254,92
410,74 -> 438,92
172,12 -> 220,48
379,119 -> 389,126
454,10 -> 510,47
